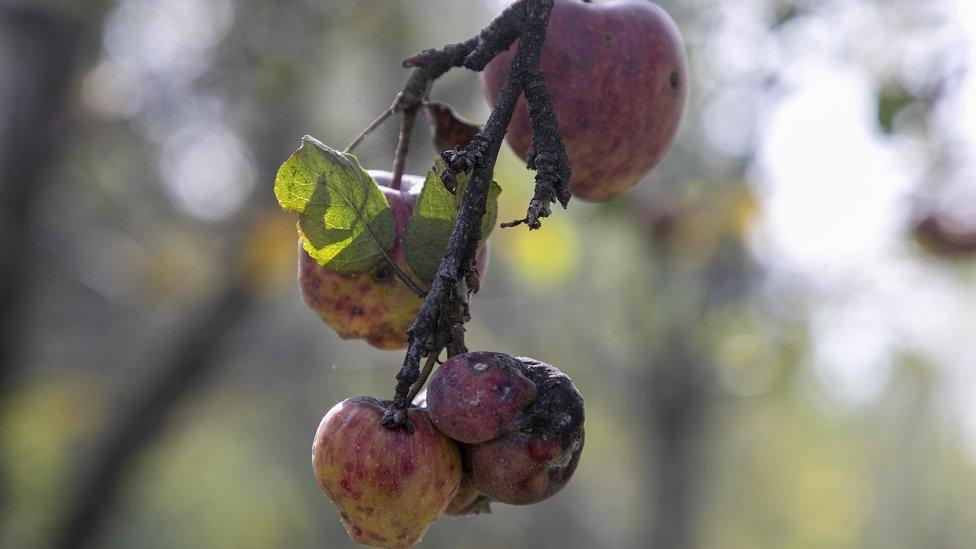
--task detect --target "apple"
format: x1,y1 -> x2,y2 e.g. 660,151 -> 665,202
443,474 -> 492,516
413,387 -> 494,516
425,351 -> 537,444
482,0 -> 687,201
299,171 -> 488,350
312,396 -> 462,548
426,353 -> 585,505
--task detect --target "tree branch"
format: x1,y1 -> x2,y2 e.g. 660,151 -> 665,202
382,0 -> 568,427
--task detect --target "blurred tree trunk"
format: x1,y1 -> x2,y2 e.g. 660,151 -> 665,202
52,283 -> 255,549
0,4 -> 86,527
644,333 -> 710,549
49,2 -> 318,545
638,200 -> 753,549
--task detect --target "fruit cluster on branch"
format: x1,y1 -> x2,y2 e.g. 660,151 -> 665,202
278,0 -> 689,545
383,0 -> 571,427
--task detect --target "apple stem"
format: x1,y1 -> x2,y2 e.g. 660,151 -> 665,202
405,339 -> 443,404
382,0 -> 570,429
389,107 -> 416,190
344,103 -> 395,154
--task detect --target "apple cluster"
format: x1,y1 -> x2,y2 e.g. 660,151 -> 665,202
311,352 -> 584,548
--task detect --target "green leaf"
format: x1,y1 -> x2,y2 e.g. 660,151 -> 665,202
404,158 -> 501,282
274,136 -> 394,274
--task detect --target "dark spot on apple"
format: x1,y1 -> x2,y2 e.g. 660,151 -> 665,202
352,525 -> 363,537
373,265 -> 392,282
670,69 -> 680,90
340,478 -> 357,495
351,305 -> 363,316
602,31 -> 613,43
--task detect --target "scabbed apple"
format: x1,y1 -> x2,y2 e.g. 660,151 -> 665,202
299,171 -> 488,350
482,0 -> 687,201
312,396 -> 462,548
426,352 -> 585,506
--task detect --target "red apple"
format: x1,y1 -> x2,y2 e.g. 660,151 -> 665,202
425,351 -> 538,444
299,171 -> 488,350
312,396 -> 461,548
482,0 -> 687,201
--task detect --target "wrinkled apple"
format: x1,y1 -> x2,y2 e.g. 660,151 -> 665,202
482,0 -> 687,201
312,396 -> 461,547
426,352 -> 585,506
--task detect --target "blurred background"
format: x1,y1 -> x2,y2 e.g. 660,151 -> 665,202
2,0 -> 976,547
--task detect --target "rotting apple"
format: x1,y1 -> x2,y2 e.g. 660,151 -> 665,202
482,0 -> 687,201
426,352 -> 585,506
312,396 -> 462,548
299,170 -> 488,350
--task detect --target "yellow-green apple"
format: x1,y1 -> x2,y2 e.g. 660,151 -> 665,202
482,0 -> 687,201
299,171 -> 488,350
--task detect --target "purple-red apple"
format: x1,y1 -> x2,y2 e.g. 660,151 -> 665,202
482,0 -> 687,201
299,171 -> 488,350
426,352 -> 585,506
312,396 -> 462,548
425,351 -> 537,444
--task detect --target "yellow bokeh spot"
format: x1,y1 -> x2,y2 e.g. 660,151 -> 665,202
492,146 -> 580,289
238,209 -> 300,296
